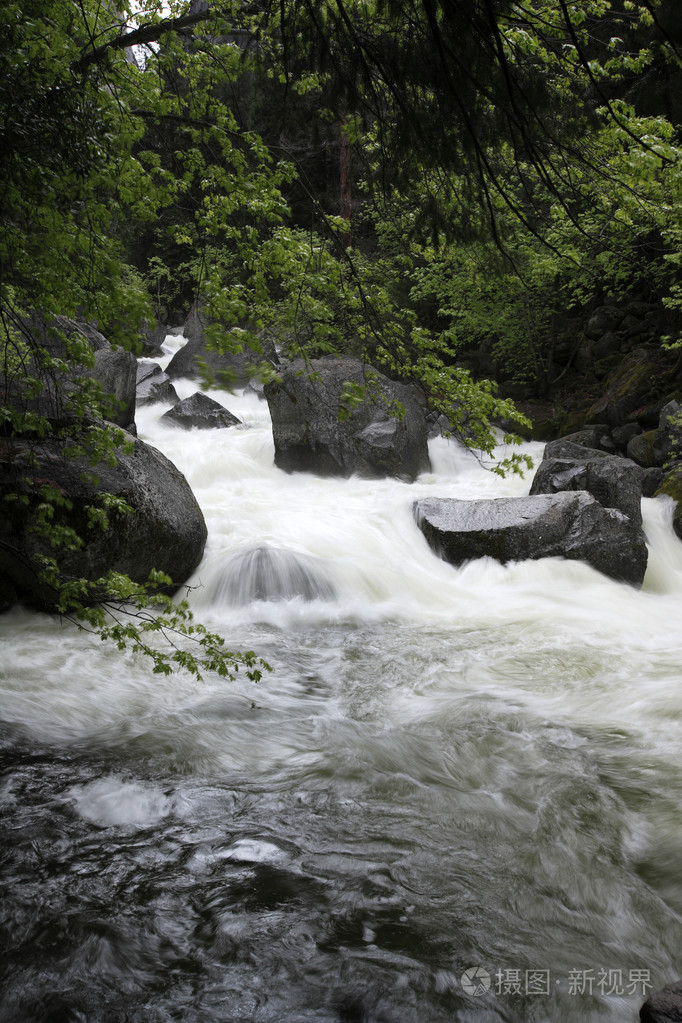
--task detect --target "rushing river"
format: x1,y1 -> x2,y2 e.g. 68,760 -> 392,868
2,345 -> 682,1022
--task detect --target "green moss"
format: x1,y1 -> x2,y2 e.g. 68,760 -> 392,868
655,465 -> 682,541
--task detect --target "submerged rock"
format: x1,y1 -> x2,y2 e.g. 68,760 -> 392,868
414,492 -> 648,586
264,357 -> 430,480
207,545 -> 336,604
161,391 -> 241,430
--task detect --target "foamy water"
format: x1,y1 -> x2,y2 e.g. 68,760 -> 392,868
1,353 -> 681,1021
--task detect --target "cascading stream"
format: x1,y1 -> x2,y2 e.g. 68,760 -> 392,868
2,365 -> 682,1022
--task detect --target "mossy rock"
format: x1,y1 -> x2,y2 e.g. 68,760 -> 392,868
586,346 -> 680,427
626,429 -> 658,468
553,406 -> 595,438
655,464 -> 682,541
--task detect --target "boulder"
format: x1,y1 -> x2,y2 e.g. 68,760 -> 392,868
0,428 -> 207,609
136,362 -> 179,406
166,304 -> 266,386
611,422 -> 643,452
628,430 -> 659,468
414,492 -> 648,586
264,357 -> 430,480
549,425 -> 613,453
642,466 -> 665,497
542,439 -> 611,461
2,315 -> 136,430
160,391 -> 241,430
138,321 -> 169,358
653,400 -> 682,466
244,378 -> 266,400
530,455 -> 646,527
640,980 -> 682,1022
91,346 -> 137,430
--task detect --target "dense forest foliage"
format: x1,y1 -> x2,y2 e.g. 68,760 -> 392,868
1,0 -> 681,671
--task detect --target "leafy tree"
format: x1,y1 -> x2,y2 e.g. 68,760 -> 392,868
0,0 -> 276,680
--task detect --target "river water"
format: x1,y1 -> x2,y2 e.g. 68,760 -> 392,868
2,354 -> 682,1022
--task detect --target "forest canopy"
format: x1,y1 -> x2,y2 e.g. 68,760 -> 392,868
1,0 -> 681,672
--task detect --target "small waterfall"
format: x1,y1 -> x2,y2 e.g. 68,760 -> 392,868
203,544 -> 337,605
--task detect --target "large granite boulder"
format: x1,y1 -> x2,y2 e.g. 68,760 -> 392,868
264,357 -> 430,480
0,428 -> 207,609
530,455 -> 646,528
136,362 -> 179,406
542,439 -> 611,461
91,346 -> 137,430
2,315 -> 136,431
414,492 -> 648,585
161,391 -> 241,430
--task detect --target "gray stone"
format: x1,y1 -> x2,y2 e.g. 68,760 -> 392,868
550,426 -> 612,452
160,391 -> 241,430
530,455 -> 646,527
611,422 -> 643,451
244,377 -> 266,400
166,304 -> 268,386
265,357 -> 430,480
2,315 -> 136,430
592,330 -> 620,359
642,466 -> 664,497
0,427 -> 207,608
138,321 -> 169,357
414,492 -> 648,586
640,981 -> 682,1022
136,362 -> 179,406
92,347 -> 137,429
55,318 -> 110,352
542,439 -> 611,461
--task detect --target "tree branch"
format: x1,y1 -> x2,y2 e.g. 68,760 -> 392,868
75,10 -> 211,70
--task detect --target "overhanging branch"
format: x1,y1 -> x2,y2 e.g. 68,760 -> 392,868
75,10 -> 211,70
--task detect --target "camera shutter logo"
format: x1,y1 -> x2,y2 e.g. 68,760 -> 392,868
460,967 -> 491,996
